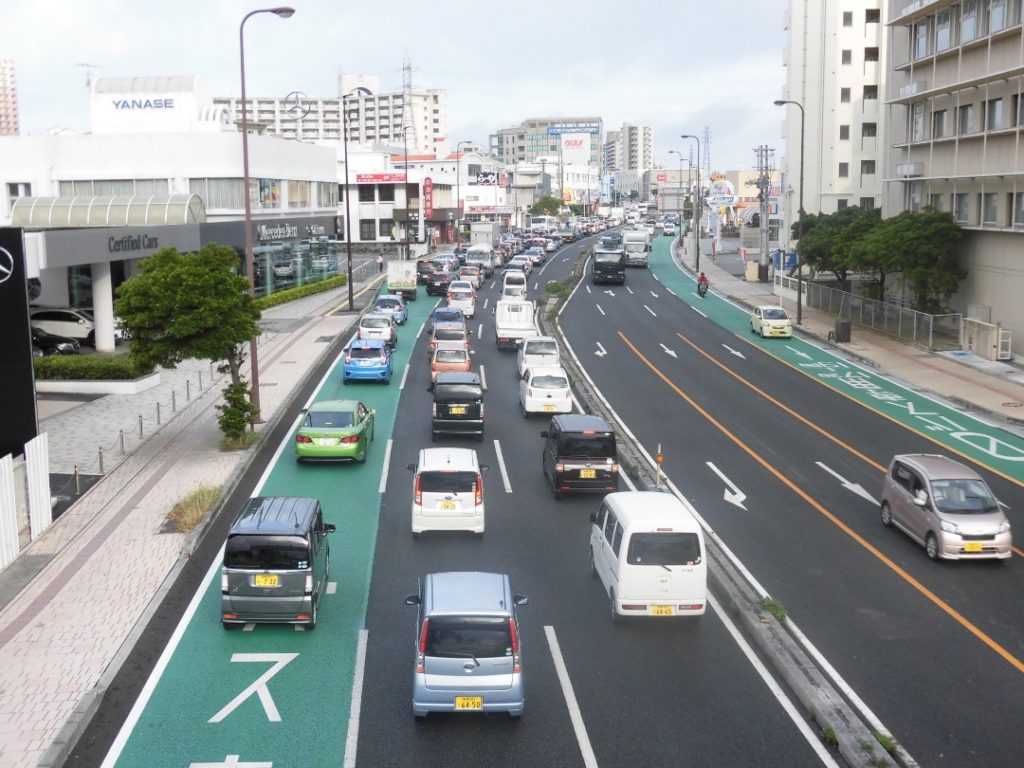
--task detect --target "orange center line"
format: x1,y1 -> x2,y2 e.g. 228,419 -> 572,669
619,330 -> 1024,674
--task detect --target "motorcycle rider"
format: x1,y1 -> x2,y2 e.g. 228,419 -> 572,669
697,272 -> 710,294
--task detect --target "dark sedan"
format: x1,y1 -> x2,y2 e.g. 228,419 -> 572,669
31,327 -> 81,355
425,271 -> 453,296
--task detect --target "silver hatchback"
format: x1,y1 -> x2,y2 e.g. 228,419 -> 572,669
405,572 -> 528,717
879,454 -> 1012,561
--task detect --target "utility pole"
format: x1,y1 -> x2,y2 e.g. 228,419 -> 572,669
749,145 -> 775,277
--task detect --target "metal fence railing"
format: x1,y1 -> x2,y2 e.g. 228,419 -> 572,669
775,275 -> 962,350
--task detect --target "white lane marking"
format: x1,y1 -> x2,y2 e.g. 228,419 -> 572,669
242,623 -> 255,632
493,439 -> 513,493
343,629 -> 369,768
416,321 -> 425,339
643,304 -> 657,317
690,305 -> 707,318
585,285 -> 592,294
327,582 -> 338,595
480,364 -> 488,391
399,363 -> 411,390
708,594 -> 841,768
816,462 -> 878,504
626,287 -> 635,295
544,626 -> 599,768
666,287 -> 676,296
595,304 -> 606,316
570,391 -> 584,413
252,412 -> 304,494
477,322 -> 483,339
534,281 -> 539,290
379,439 -> 393,493
483,298 -> 489,310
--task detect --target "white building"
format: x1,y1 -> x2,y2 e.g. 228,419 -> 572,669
213,73 -> 447,153
780,0 -> 887,230
490,117 -> 602,166
0,58 -> 17,136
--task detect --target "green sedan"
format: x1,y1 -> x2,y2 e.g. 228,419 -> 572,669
294,399 -> 375,463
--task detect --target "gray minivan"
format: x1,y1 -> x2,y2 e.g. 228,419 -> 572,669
220,496 -> 335,629
404,572 -> 528,717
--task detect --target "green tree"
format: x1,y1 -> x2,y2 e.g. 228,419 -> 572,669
115,242 -> 261,389
799,207 -> 881,289
217,381 -> 260,442
530,196 -> 563,216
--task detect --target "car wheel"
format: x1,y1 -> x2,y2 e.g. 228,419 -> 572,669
609,590 -> 620,624
307,602 -> 317,631
343,378 -> 350,385
880,502 -> 892,527
925,532 -> 940,561
222,621 -> 238,631
86,330 -> 96,347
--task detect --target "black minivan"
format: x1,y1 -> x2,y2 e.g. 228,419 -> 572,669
432,372 -> 484,441
541,414 -> 620,498
591,247 -> 626,285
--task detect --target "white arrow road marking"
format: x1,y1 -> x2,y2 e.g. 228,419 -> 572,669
208,653 -> 299,723
595,304 -> 606,316
644,305 -> 657,317
659,343 -> 678,358
595,342 -> 607,357
604,289 -> 616,297
649,290 -> 659,298
816,462 -> 878,504
706,462 -> 748,509
691,305 -> 707,318
786,345 -> 813,360
722,344 -> 746,359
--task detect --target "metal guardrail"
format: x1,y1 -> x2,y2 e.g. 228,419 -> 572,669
776,275 -> 962,350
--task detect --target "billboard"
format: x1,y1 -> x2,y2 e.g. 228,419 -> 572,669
547,123 -> 601,135
560,133 -> 590,165
0,228 -> 38,458
476,171 -> 499,185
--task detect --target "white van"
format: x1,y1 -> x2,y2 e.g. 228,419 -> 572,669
465,244 -> 496,277
408,448 -> 488,536
502,270 -> 527,299
590,492 -> 707,622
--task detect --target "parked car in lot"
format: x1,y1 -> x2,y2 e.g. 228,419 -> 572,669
750,306 -> 793,338
311,254 -> 339,272
404,571 -> 527,716
31,327 -> 80,355
519,365 -> 572,417
407,449 -> 488,536
30,307 -> 99,345
431,342 -> 472,383
373,294 -> 408,325
879,453 -> 1012,560
431,372 -> 484,442
426,306 -> 465,335
426,271 -> 454,296
343,339 -> 393,384
294,399 -> 375,463
541,414 -> 619,499
357,313 -> 398,348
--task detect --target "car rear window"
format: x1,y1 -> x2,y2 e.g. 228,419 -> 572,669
419,470 -> 478,493
558,433 -> 616,458
350,347 -> 383,360
306,411 -> 354,428
531,374 -> 567,389
434,329 -> 467,342
362,317 -> 390,328
434,384 -> 483,402
224,534 -> 310,570
525,340 -> 557,356
376,299 -> 401,310
425,616 -> 512,659
433,309 -> 463,323
626,532 -> 702,566
449,290 -> 473,300
435,349 -> 468,363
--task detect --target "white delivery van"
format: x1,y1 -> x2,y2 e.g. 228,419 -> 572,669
494,298 -> 538,350
408,448 -> 488,536
590,492 -> 707,622
465,244 -> 496,277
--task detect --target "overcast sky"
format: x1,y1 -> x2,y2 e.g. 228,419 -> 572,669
2,0 -> 787,170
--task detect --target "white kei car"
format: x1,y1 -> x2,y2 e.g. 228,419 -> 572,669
519,365 -> 573,417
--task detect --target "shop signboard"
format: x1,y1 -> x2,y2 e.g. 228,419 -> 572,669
356,173 -> 406,183
560,133 -> 590,165
423,178 -> 434,218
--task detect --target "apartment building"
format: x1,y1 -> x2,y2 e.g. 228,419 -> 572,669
780,1 -> 887,233
602,124 -> 653,173
489,117 -> 603,166
0,58 -> 17,135
214,74 -> 447,153
885,0 -> 1024,342
603,130 -> 622,172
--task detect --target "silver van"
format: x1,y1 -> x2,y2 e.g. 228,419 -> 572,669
879,454 -> 1012,560
404,571 -> 528,718
220,496 -> 335,629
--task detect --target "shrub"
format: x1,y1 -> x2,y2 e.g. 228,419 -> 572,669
167,485 -> 221,533
254,275 -> 348,310
217,382 -> 260,442
34,353 -> 155,381
544,281 -> 570,299
760,596 -> 788,623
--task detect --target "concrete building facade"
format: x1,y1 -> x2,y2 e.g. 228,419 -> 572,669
0,58 -> 17,135
489,117 -> 603,166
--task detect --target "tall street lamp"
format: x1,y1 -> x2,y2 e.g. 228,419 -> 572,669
341,88 -> 355,310
240,5 -> 294,419
774,98 -> 805,324
680,134 -> 701,272
455,140 -> 471,244
668,149 -> 684,227
402,125 -> 411,260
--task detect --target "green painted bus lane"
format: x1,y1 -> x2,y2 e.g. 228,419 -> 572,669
106,291 -> 437,768
648,238 -> 1024,484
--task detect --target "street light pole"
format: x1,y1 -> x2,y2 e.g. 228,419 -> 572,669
680,134 -> 701,272
774,99 -> 805,324
668,149 -> 683,228
341,89 -> 354,310
403,125 -> 410,261
455,140 -> 471,244
240,6 -> 294,420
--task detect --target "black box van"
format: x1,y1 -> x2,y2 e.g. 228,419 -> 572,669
541,414 -> 620,498
592,248 -> 626,285
220,496 -> 334,629
432,372 -> 484,441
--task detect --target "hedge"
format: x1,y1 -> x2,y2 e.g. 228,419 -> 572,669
254,275 -> 348,311
35,353 -> 156,381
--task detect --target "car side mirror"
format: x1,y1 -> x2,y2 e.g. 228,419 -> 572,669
404,594 -> 421,605
590,511 -> 598,524
323,523 -> 337,534
406,463 -> 416,472
540,430 -> 549,438
513,595 -> 529,606
478,463 -> 490,471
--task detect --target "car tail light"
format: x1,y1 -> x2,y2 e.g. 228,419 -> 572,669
414,473 -> 422,505
304,574 -> 313,595
475,475 -> 483,507
340,435 -> 359,444
345,354 -> 352,363
380,353 -> 388,364
610,463 -> 620,473
509,619 -> 521,672
679,603 -> 704,611
295,434 -> 313,443
432,403 -> 437,418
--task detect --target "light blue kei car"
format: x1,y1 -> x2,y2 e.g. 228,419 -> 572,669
343,339 -> 393,384
373,294 -> 408,325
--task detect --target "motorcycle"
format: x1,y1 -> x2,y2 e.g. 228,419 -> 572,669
697,281 -> 709,298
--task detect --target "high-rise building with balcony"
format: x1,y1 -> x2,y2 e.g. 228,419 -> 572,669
885,0 -> 1024,349
0,58 -> 18,136
602,124 -> 653,173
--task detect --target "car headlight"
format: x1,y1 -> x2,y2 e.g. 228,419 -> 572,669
998,520 -> 1011,533
939,520 -> 960,534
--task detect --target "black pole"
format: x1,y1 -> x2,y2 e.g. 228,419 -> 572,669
342,90 -> 354,310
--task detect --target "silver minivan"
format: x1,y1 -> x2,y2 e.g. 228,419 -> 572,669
404,572 -> 528,717
220,496 -> 335,629
879,454 -> 1012,560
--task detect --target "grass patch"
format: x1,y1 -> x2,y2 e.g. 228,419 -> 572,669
873,732 -> 896,755
221,431 -> 261,451
544,281 -> 570,300
821,726 -> 837,749
168,485 -> 221,533
760,596 -> 788,623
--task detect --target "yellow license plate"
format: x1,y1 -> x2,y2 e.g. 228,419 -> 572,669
579,469 -> 596,479
254,574 -> 279,587
440,501 -> 457,511
651,605 -> 674,616
450,406 -> 467,415
963,542 -> 983,553
543,405 -> 556,412
455,696 -> 483,710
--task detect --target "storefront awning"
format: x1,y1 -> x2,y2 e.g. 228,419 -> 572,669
11,194 -> 207,228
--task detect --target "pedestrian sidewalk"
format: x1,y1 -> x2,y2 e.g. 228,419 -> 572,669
676,241 -> 1024,434
0,274 -> 384,768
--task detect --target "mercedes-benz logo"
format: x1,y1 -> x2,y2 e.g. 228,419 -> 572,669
0,247 -> 14,284
284,91 -> 311,121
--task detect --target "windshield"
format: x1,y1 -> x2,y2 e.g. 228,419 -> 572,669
626,532 -> 702,566
763,308 -> 789,320
305,410 -> 354,428
594,252 -> 624,264
425,616 -> 512,659
931,479 -> 999,514
558,434 -> 616,458
224,534 -> 310,570
532,375 -> 567,389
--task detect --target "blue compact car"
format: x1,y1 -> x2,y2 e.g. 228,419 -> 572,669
343,339 -> 393,384
373,294 -> 408,325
